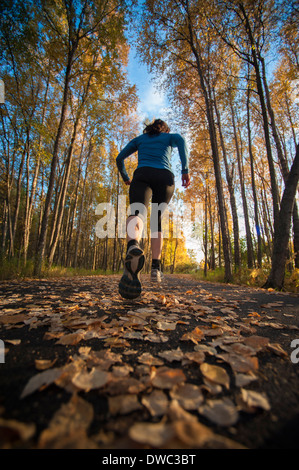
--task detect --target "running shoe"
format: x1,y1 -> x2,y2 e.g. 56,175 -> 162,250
118,245 -> 145,299
151,268 -> 163,283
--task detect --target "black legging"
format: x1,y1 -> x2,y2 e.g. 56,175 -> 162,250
129,166 -> 175,232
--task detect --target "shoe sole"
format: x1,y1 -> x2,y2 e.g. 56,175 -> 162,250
119,248 -> 145,299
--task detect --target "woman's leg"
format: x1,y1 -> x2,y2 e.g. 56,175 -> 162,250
151,170 -> 175,279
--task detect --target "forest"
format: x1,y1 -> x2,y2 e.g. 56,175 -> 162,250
0,0 -> 298,291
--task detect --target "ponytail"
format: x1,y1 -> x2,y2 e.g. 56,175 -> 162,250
143,119 -> 170,135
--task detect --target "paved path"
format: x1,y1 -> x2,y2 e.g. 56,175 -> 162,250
0,274 -> 298,449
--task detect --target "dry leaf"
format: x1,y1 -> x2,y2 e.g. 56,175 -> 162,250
72,368 -> 110,392
169,383 -> 204,410
200,363 -> 230,389
158,348 -> 185,362
151,366 -> 186,389
220,342 -> 256,356
218,353 -> 259,373
267,343 -> 288,358
38,394 -> 94,448
129,421 -> 174,447
20,368 -> 63,399
242,335 -> 269,352
108,394 -> 143,415
35,359 -> 57,371
141,390 -> 169,416
184,351 -> 205,364
172,420 -> 215,447
234,373 -> 258,387
138,352 -> 164,366
168,399 -> 198,422
56,332 -> 85,346
144,332 -> 169,343
198,398 -> 239,427
5,339 -> 21,345
156,320 -> 177,331
238,389 -> 271,412
180,327 -> 205,344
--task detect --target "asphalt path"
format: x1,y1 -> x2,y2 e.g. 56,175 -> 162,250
0,274 -> 298,450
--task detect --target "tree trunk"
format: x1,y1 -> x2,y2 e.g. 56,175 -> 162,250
264,145 -> 299,289
34,48 -> 75,275
247,85 -> 262,268
214,97 -> 240,269
238,2 -> 280,233
229,90 -> 254,268
186,10 -> 232,282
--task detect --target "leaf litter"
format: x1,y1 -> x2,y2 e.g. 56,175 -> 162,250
0,275 -> 297,449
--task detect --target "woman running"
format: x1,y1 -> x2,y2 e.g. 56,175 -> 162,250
116,118 -> 190,299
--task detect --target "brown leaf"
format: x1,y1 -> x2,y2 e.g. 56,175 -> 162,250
242,335 -> 269,352
108,394 -> 143,415
20,368 -> 64,399
35,359 -> 57,371
141,390 -> 169,416
169,383 -> 204,410
267,343 -> 288,358
138,352 -> 164,366
168,399 -> 198,422
72,368 -> 110,392
158,348 -> 185,362
56,332 -> 85,346
129,421 -> 175,447
198,398 -> 239,426
172,420 -> 215,447
184,351 -> 205,365
238,388 -> 271,413
180,327 -> 205,344
200,363 -> 230,389
38,394 -> 94,449
218,353 -> 259,373
151,366 -> 186,389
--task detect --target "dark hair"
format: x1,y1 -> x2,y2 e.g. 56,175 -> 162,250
143,119 -> 170,135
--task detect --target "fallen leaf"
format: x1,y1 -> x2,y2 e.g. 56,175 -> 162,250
198,398 -> 239,426
168,399 -> 198,422
108,394 -> 143,415
158,348 -> 185,362
238,388 -> 271,412
129,421 -> 175,447
151,366 -> 186,389
218,353 -> 259,373
267,343 -> 288,358
184,351 -> 205,365
234,373 -> 258,387
20,368 -> 64,399
138,352 -> 164,366
38,394 -> 94,449
180,327 -> 205,344
56,332 -> 85,346
72,368 -> 110,392
200,363 -> 230,389
242,335 -> 269,352
172,420 -> 215,447
169,383 -> 204,410
35,359 -> 57,371
141,390 -> 169,416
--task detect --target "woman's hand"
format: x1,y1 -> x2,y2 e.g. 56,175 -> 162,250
182,174 -> 190,188
125,180 -> 131,186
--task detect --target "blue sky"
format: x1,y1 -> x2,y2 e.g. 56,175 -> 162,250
127,47 -> 170,123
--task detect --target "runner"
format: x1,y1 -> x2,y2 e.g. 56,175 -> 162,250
116,119 -> 190,299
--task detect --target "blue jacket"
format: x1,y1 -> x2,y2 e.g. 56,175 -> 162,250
116,132 -> 189,182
